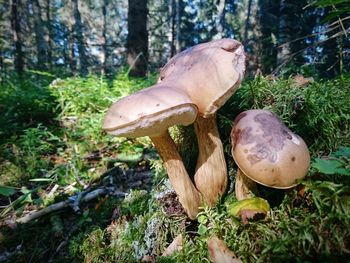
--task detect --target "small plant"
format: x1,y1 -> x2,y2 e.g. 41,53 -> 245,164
1,124 -> 62,184
219,74 -> 350,155
312,146 -> 350,176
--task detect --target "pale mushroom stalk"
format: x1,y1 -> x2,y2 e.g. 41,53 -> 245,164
235,168 -> 258,201
103,84 -> 202,219
159,39 -> 246,206
193,114 -> 227,206
151,130 -> 202,219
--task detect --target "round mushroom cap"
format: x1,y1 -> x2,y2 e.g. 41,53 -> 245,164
102,83 -> 198,138
231,109 -> 310,189
159,38 -> 246,117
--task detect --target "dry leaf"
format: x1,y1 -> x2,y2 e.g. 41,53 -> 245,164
208,236 -> 242,263
162,234 -> 183,256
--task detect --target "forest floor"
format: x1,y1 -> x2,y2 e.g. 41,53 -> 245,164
0,71 -> 349,262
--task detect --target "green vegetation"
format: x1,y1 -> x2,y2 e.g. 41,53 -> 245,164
0,72 -> 349,262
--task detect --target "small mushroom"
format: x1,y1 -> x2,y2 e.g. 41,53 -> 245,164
231,109 -> 310,200
103,83 -> 202,219
159,39 -> 246,206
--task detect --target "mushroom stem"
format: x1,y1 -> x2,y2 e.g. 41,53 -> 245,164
151,130 -> 202,219
193,114 -> 228,206
235,168 -> 258,201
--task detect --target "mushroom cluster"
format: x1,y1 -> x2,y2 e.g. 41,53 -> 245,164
102,38 -> 311,223
103,38 -> 246,219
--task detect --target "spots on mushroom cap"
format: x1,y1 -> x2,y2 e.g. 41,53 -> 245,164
231,126 -> 254,151
247,143 -> 277,165
254,112 -> 293,151
233,111 -> 294,166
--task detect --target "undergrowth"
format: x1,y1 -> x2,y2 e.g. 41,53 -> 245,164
0,72 -> 349,262
219,74 -> 350,155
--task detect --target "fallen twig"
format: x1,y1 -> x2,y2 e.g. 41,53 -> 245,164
0,244 -> 22,262
16,187 -> 126,224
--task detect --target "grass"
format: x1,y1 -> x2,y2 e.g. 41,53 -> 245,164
0,71 -> 349,262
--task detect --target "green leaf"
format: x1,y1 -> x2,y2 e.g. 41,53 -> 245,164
312,158 -> 344,174
198,224 -> 207,235
227,197 -> 270,217
116,152 -> 143,163
197,214 -> 208,224
0,186 -> 16,197
334,168 -> 350,176
332,147 -> 350,158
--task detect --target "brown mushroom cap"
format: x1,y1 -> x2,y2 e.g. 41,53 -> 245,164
159,38 -> 245,117
102,83 -> 198,137
231,109 -> 310,189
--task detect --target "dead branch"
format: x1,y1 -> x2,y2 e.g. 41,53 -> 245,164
16,187 -> 126,224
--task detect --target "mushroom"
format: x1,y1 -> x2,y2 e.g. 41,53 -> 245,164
103,83 -> 202,219
159,38 -> 246,206
231,109 -> 310,200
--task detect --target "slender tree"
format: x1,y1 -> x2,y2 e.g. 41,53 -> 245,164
46,0 -> 53,70
32,0 -> 48,70
169,0 -> 176,57
72,0 -> 88,76
127,0 -> 148,77
101,0 -> 110,75
11,0 -> 24,75
214,0 -> 226,38
257,0 -> 280,74
243,0 -> 252,47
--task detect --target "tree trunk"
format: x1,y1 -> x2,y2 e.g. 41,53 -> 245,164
277,0 -> 293,67
101,0 -> 110,75
243,0 -> 252,47
175,0 -> 182,53
215,0 -> 226,38
170,0 -> 176,57
46,0 -> 53,70
0,49 -> 4,73
127,0 -> 148,77
257,0 -> 280,74
11,0 -> 24,75
72,0 -> 88,76
32,0 -> 48,70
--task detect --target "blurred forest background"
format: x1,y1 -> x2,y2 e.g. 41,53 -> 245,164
0,0 -> 350,262
1,0 -> 349,78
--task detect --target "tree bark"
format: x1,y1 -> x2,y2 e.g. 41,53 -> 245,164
127,0 -> 148,77
32,0 -> 48,70
215,0 -> 226,38
243,0 -> 252,47
46,0 -> 53,70
277,0 -> 292,67
11,0 -> 24,75
175,0 -> 182,53
170,0 -> 176,57
257,0 -> 280,74
72,0 -> 88,76
101,0 -> 110,75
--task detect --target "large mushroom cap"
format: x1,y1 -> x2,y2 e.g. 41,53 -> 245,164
102,83 -> 198,138
159,38 -> 246,117
231,109 -> 310,189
